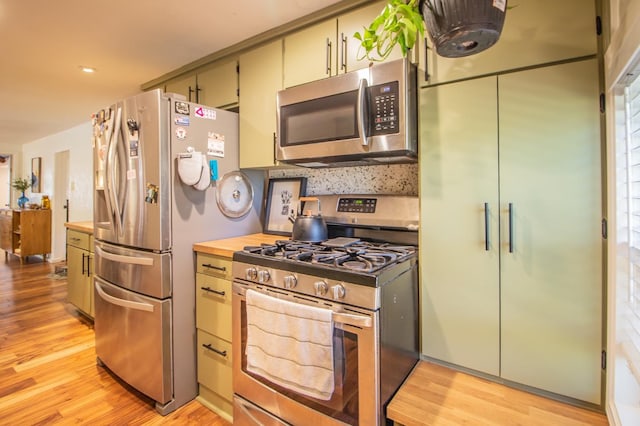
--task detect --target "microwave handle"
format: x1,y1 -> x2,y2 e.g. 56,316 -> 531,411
357,78 -> 369,146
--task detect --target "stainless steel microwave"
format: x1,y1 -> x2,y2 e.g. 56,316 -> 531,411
276,58 -> 417,168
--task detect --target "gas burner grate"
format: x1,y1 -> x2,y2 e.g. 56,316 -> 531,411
242,240 -> 416,273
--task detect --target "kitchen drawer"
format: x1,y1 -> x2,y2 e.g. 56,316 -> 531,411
196,253 -> 232,280
196,273 -> 231,340
67,229 -> 91,251
197,329 -> 232,401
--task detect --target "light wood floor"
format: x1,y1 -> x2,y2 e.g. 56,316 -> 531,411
388,360 -> 609,426
0,255 -> 228,425
0,256 -> 610,425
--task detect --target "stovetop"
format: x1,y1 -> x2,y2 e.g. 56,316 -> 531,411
240,239 -> 416,274
232,237 -> 417,296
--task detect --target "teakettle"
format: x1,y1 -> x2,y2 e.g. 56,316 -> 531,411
291,197 -> 328,243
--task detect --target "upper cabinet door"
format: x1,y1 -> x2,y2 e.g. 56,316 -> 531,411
197,58 -> 239,109
283,20 -> 336,88
338,1 -> 406,73
165,74 -> 197,102
239,39 -> 283,169
419,0 -> 598,86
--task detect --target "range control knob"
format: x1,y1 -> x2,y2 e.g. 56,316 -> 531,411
283,275 -> 297,289
314,281 -> 328,296
331,284 -> 346,300
245,267 -> 257,281
257,270 -> 271,283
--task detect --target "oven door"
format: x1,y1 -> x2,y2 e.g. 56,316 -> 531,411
232,281 -> 379,426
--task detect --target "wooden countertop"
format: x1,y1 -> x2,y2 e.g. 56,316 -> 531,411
193,233 -> 285,258
386,361 -> 609,425
64,221 -> 94,234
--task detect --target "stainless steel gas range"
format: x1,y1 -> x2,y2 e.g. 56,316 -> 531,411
232,194 -> 419,425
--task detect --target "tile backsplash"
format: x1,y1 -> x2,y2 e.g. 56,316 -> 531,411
268,163 -> 418,196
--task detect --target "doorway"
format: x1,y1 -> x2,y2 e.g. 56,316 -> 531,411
53,150 -> 70,262
0,155 -> 12,208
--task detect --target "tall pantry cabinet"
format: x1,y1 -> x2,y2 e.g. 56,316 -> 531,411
420,59 -> 603,404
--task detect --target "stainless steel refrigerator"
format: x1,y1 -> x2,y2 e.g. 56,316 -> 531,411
92,89 -> 263,415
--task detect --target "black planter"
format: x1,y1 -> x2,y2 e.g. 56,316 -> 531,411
419,0 -> 507,58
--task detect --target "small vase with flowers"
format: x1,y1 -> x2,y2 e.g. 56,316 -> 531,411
11,177 -> 31,209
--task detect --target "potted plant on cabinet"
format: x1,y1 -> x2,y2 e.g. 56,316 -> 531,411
354,0 -> 508,61
12,177 -> 31,209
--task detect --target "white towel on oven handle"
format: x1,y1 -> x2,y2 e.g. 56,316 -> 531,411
245,289 -> 335,401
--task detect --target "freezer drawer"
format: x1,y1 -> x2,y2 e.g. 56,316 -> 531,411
94,240 -> 171,299
94,277 -> 172,404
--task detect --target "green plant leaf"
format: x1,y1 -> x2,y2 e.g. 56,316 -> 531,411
353,0 -> 424,62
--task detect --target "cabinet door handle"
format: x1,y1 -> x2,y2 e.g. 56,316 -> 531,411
484,202 -> 490,251
81,252 -> 87,275
340,32 -> 347,71
202,263 -> 226,272
508,203 -> 514,253
273,132 -> 277,165
424,37 -> 430,82
202,343 -> 227,357
200,286 -> 225,297
87,255 -> 92,277
326,38 -> 332,75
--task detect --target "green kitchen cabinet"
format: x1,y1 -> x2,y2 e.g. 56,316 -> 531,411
196,58 -> 239,109
164,58 -> 239,109
165,73 -> 198,102
195,252 -> 234,422
420,59 -> 602,404
239,39 -> 283,169
283,19 -> 336,88
283,1 -> 409,88
66,229 -> 94,318
417,0 -> 597,87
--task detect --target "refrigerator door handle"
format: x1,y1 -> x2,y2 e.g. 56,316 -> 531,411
107,106 -> 124,237
95,244 -> 154,266
95,281 -> 154,312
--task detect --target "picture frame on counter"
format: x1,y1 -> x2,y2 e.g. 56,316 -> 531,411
264,177 -> 307,235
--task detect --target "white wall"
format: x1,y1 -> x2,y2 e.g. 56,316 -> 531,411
21,122 -> 93,261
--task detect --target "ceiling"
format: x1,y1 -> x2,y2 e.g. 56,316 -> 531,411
0,0 -> 345,146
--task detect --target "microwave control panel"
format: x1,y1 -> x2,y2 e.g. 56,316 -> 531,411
369,81 -> 399,136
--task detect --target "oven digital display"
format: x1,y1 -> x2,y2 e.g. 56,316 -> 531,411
337,198 -> 377,213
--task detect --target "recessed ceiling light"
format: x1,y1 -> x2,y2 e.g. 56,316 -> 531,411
79,66 -> 96,73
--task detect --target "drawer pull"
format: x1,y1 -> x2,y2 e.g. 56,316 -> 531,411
202,263 -> 226,272
202,343 -> 227,357
201,286 -> 225,297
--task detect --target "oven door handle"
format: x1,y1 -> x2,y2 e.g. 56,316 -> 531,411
333,312 -> 372,328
